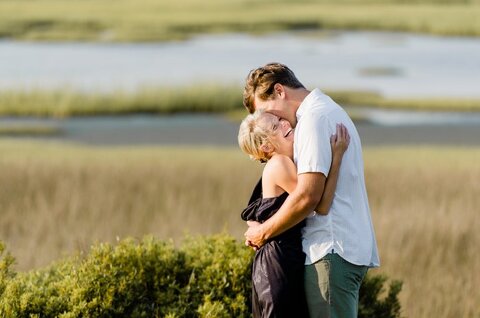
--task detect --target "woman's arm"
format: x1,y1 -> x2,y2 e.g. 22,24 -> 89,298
314,124 -> 350,215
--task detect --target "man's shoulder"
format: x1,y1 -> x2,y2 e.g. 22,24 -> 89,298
300,100 -> 351,126
299,99 -> 338,120
297,109 -> 331,131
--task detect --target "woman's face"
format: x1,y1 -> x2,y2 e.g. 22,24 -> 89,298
258,113 -> 294,159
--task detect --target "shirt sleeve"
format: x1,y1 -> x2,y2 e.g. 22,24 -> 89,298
295,113 -> 332,176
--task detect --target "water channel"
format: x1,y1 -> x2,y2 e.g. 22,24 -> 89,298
2,108 -> 479,146
1,31 -> 479,146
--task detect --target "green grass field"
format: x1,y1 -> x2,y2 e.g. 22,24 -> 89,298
1,0 -> 480,42
0,140 -> 479,317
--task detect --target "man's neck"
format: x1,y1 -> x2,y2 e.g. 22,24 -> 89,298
288,87 -> 311,113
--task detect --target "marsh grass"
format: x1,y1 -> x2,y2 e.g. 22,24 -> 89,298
1,86 -> 480,119
0,140 -> 479,317
1,0 -> 480,42
0,86 -> 242,117
327,90 -> 480,112
0,124 -> 62,136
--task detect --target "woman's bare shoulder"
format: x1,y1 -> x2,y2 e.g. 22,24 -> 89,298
265,154 -> 293,167
263,154 -> 297,194
263,154 -> 295,177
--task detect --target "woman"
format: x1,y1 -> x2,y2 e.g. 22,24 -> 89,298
238,110 -> 350,318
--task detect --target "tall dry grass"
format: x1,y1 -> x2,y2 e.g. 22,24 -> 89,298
0,140 -> 262,270
0,140 -> 479,317
364,147 -> 480,317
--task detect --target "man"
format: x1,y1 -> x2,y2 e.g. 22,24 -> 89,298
243,63 -> 379,318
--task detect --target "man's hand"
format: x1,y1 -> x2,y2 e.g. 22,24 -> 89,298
244,220 -> 267,250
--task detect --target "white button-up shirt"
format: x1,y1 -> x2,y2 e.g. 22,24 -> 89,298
294,88 -> 380,267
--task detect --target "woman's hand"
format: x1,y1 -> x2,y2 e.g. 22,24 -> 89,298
330,123 -> 350,158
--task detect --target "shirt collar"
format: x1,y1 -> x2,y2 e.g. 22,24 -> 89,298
296,88 -> 321,121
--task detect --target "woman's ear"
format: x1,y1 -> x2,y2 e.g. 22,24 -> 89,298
260,142 -> 274,154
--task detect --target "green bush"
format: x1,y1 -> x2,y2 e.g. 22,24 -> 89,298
359,273 -> 403,318
0,235 -> 401,317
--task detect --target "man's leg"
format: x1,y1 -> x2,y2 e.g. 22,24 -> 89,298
329,253 -> 368,318
304,253 -> 368,318
304,257 -> 331,318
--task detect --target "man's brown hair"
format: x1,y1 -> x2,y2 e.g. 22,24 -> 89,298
243,63 -> 305,114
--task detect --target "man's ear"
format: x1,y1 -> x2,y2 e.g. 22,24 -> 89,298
260,143 -> 274,154
273,83 -> 285,99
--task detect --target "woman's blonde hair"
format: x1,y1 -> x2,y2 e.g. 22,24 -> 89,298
238,110 -> 274,163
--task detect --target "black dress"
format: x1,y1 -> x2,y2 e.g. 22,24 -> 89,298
242,178 -> 309,318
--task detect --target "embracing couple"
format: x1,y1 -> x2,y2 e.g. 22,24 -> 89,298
238,63 -> 380,318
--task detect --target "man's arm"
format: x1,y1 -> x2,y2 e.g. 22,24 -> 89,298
244,172 -> 326,248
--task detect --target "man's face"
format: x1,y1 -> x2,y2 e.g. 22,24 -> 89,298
254,93 -> 297,128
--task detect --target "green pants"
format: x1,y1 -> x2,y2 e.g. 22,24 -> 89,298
304,253 -> 368,318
